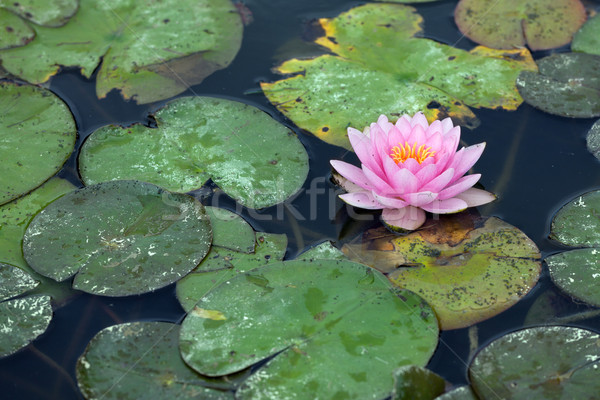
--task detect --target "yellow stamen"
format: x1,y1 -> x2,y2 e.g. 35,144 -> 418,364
390,141 -> 436,164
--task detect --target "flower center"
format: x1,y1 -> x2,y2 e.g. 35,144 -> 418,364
390,142 -> 436,164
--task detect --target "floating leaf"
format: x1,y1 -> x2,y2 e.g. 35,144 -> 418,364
77,321 -> 234,400
262,3 -> 536,149
546,190 -> 600,306
517,53 -> 600,118
392,365 -> 445,400
343,214 -> 541,330
0,0 -> 78,28
0,0 -> 242,103
0,8 -> 34,49
296,241 -> 345,261
586,119 -> 600,161
180,260 -> 439,400
79,97 -> 309,209
435,386 -> 478,400
454,0 -> 586,50
205,207 -> 255,253
0,263 -> 52,357
572,13 -> 600,55
469,326 -> 600,399
176,208 -> 287,311
0,82 -> 76,205
23,180 -> 211,296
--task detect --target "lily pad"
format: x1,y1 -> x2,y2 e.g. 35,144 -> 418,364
454,0 -> 586,50
0,8 -> 34,49
77,321 -> 234,400
296,241 -> 345,261
205,207 -> 255,253
262,3 -> 536,150
22,180 -> 212,297
0,81 -> 76,205
0,0 -> 78,28
586,119 -> 600,161
0,0 -> 242,103
79,96 -> 309,209
392,365 -> 446,400
517,53 -> 600,118
469,326 -> 600,399
572,13 -> 600,55
180,260 -> 439,400
342,214 -> 541,330
546,190 -> 600,307
176,207 -> 287,311
435,386 -> 478,400
0,263 -> 52,357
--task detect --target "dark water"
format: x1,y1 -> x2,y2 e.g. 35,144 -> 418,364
2,0 -> 600,398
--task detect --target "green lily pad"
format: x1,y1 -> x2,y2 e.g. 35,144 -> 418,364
517,53 -> 600,118
0,263 -> 52,357
22,180 -> 212,297
0,0 -> 242,103
586,119 -> 600,161
0,8 -> 34,49
573,13 -> 600,55
469,326 -> 600,399
77,321 -> 234,400
392,365 -> 446,400
454,0 -> 586,50
0,82 -> 76,205
546,190 -> 600,307
79,96 -> 309,209
296,241 -> 345,261
176,209 -> 287,311
180,260 -> 439,400
205,207 -> 255,253
262,3 -> 536,150
342,214 -> 541,330
0,0 -> 78,28
435,386 -> 478,400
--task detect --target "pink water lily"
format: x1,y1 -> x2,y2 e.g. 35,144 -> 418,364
331,112 -> 495,231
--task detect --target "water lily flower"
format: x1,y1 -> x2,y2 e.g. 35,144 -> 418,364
331,112 -> 495,231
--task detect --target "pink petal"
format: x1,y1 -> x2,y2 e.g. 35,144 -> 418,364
454,188 -> 496,207
395,116 -> 413,141
381,206 -> 426,231
420,168 -> 455,193
383,154 -> 401,182
339,192 -> 384,210
363,165 -> 394,195
438,174 -> 480,200
421,198 -> 468,214
330,160 -> 373,191
376,115 -> 394,133
415,164 -> 438,187
441,117 -> 454,133
411,112 -> 429,130
401,158 -> 422,175
426,132 -> 443,154
403,191 -> 438,207
389,168 -> 419,195
448,143 -> 485,182
425,120 -> 442,138
348,128 -> 383,175
441,126 -> 461,154
373,192 -> 408,208
387,125 -> 404,150
407,124 -> 426,146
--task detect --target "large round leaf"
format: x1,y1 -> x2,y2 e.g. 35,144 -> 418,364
0,82 -> 76,205
454,0 -> 586,50
79,96 -> 309,209
262,3 -> 536,149
517,53 -> 600,118
77,321 -> 234,400
0,0 -> 78,28
469,326 -> 600,399
0,263 -> 52,357
180,260 -> 439,400
0,0 -> 242,103
342,214 -> 541,330
586,119 -> 600,161
550,190 -> 600,247
22,180 -> 212,296
572,13 -> 600,55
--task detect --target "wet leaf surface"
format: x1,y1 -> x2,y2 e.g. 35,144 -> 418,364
586,119 -> 600,161
79,97 -> 309,209
0,0 -> 242,103
517,53 -> 600,118
454,0 -> 586,50
180,260 -> 439,400
0,263 -> 38,301
392,365 -> 445,400
469,326 -> 600,399
76,321 -> 234,400
23,180 -> 211,297
343,213 -> 541,330
0,0 -> 78,28
0,82 -> 76,205
262,3 -> 536,149
572,13 -> 600,55
435,386 -> 478,400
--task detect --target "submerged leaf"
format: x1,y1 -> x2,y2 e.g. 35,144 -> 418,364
454,0 -> 586,50
180,260 -> 439,400
0,82 -> 76,205
22,180 -> 212,297
572,13 -> 600,55
79,97 -> 309,209
0,0 -> 242,103
392,365 -> 446,400
469,326 -> 600,399
343,214 -> 541,330
262,3 -> 536,149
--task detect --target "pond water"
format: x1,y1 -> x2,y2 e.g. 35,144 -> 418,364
1,0 -> 600,398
